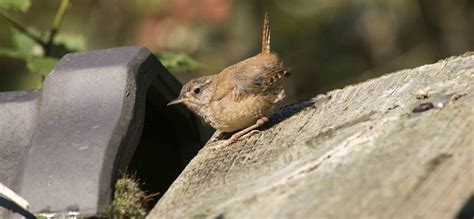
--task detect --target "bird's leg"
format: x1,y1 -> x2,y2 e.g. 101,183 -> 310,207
218,117 -> 268,148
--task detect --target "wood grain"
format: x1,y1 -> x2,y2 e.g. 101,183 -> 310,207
148,53 -> 474,219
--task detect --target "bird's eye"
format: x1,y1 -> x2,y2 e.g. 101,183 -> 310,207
193,87 -> 201,94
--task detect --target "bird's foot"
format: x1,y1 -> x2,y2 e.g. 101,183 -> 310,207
238,130 -> 261,140
209,117 -> 269,149
208,136 -> 238,150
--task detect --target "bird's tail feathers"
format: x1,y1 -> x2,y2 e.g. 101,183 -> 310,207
261,12 -> 271,54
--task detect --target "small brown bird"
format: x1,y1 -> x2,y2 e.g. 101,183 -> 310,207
168,13 -> 290,147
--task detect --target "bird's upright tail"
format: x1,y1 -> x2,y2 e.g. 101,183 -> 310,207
261,12 -> 271,54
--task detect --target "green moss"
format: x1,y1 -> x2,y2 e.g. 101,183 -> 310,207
107,173 -> 156,219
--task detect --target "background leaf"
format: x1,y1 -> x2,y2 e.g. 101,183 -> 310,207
26,57 -> 59,76
0,0 -> 31,12
12,29 -> 37,58
0,48 -> 21,58
55,33 -> 86,51
156,52 -> 200,74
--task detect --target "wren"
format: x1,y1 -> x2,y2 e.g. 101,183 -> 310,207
168,13 -> 290,147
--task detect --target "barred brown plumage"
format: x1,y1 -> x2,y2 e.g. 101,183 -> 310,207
168,13 -> 290,148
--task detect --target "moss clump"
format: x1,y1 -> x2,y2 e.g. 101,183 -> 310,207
107,173 -> 155,219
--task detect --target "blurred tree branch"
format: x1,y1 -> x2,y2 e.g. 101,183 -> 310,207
0,12 -> 44,46
46,0 -> 69,55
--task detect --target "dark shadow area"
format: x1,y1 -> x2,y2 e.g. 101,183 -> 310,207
457,194 -> 474,219
128,86 -> 212,209
262,95 -> 330,130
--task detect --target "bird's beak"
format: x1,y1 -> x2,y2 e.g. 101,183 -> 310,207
167,98 -> 187,106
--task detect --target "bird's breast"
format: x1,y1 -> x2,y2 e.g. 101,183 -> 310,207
205,93 -> 281,132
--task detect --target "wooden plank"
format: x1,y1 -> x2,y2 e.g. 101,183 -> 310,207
148,53 -> 474,219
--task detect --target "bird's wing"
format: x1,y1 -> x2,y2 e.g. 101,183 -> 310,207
210,54 -> 290,102
231,63 -> 290,100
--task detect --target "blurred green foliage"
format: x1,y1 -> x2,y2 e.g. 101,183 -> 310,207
0,0 -> 472,101
0,0 -> 30,12
156,51 -> 201,74
0,0 -> 199,91
0,0 -> 73,90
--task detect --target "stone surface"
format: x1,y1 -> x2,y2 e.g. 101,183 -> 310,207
0,47 -> 209,217
148,53 -> 474,219
0,91 -> 39,188
17,47 -> 157,215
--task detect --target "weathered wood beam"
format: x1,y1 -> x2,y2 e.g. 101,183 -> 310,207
148,53 -> 474,219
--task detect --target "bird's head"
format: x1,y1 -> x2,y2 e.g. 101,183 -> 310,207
167,76 -> 214,114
